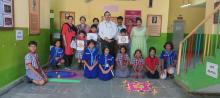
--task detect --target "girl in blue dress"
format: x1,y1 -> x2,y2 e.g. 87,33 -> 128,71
98,47 -> 114,81
82,40 -> 99,79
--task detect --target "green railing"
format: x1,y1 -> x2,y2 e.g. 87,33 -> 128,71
177,5 -> 220,75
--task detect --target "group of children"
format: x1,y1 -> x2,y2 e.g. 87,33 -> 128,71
24,15 -> 177,85
25,39 -> 177,86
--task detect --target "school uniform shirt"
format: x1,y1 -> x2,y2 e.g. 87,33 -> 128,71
131,58 -> 144,72
82,47 -> 99,78
61,23 -> 76,55
49,47 -> 64,65
98,20 -> 117,40
115,53 -> 130,78
145,56 -> 159,71
98,54 -> 114,81
160,50 -> 177,69
25,52 -> 42,81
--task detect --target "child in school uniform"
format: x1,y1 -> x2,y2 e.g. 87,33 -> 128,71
82,40 -> 99,79
131,49 -> 145,79
48,40 -> 65,69
115,46 -> 130,78
160,42 -> 177,79
88,24 -> 102,53
145,47 -> 159,79
75,30 -> 87,69
98,47 -> 114,81
25,41 -> 48,85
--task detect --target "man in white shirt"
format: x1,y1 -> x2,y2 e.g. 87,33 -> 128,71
98,11 -> 118,57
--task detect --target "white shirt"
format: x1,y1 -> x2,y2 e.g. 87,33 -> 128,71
98,20 -> 117,40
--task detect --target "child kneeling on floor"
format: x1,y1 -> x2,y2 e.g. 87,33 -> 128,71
98,47 -> 114,81
145,47 -> 159,79
82,40 -> 99,79
25,41 -> 48,85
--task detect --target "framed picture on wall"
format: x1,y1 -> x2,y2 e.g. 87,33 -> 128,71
0,0 -> 14,28
3,14 -> 13,27
60,11 -> 75,28
101,16 -> 117,24
29,0 -> 40,35
124,10 -> 141,26
147,15 -> 162,36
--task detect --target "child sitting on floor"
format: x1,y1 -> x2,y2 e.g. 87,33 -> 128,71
25,41 -> 48,85
115,45 -> 130,78
131,49 -> 145,79
160,42 -> 177,79
145,47 -> 159,79
98,47 -> 115,81
48,40 -> 65,69
82,40 -> 99,79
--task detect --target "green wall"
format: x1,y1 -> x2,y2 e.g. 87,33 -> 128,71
147,33 -> 172,56
0,28 -> 50,88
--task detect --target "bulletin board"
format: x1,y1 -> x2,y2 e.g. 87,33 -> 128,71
29,0 -> 40,35
60,11 -> 75,28
147,15 -> 162,36
0,0 -> 14,28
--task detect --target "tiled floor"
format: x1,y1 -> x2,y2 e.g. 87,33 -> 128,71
1,68 -> 220,98
1,76 -> 220,98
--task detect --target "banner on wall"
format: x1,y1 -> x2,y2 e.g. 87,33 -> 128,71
206,62 -> 218,79
124,10 -> 141,26
29,0 -> 40,35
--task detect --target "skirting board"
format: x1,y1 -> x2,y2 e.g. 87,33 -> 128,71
0,76 -> 25,96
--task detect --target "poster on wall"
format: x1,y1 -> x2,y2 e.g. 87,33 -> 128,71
60,11 -> 75,29
16,29 -> 23,41
147,15 -> 162,36
29,0 -> 40,35
206,62 -> 218,79
0,0 -> 14,28
124,10 -> 141,26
